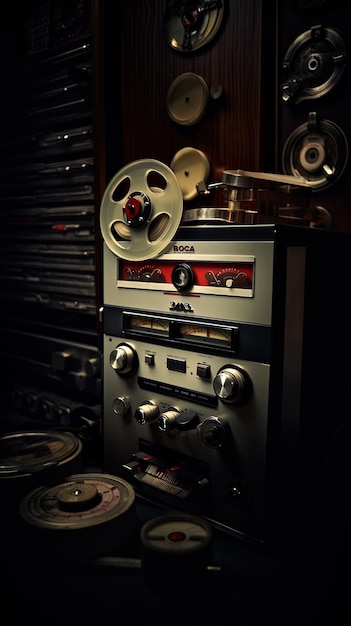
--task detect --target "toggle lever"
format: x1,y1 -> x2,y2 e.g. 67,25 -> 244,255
158,408 -> 199,432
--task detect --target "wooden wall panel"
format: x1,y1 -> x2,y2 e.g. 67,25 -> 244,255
102,0 -> 277,211
99,1 -> 351,231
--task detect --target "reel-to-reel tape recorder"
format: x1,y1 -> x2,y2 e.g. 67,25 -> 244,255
100,158 -> 350,547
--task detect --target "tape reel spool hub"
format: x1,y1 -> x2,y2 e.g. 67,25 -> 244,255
19,473 -> 137,561
100,159 -> 183,261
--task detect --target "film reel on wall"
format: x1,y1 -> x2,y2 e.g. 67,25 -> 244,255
100,159 -> 183,261
282,111 -> 349,191
280,24 -> 348,104
164,0 -> 226,52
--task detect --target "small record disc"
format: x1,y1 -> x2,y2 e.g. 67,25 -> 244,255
19,473 -> 137,561
140,513 -> 212,586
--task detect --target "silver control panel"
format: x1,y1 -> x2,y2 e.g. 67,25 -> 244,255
102,223 -> 349,547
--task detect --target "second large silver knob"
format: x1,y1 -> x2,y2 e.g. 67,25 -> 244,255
213,365 -> 252,405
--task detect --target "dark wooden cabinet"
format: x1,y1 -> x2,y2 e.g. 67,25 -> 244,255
0,0 -> 350,455
0,0 -> 102,463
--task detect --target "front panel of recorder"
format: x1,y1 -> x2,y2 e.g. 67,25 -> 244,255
102,227 -> 279,545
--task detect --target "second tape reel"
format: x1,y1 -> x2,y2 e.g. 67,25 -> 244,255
100,159 -> 184,261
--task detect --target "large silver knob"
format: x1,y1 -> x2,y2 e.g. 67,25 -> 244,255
109,343 -> 138,376
213,365 -> 251,404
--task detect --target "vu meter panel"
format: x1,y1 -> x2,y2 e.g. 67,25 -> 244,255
124,313 -> 235,348
118,259 -> 254,293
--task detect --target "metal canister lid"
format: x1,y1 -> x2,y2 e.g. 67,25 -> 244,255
0,430 -> 83,480
167,73 -> 209,126
170,147 -> 210,201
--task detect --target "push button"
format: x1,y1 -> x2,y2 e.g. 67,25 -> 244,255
167,356 -> 186,372
196,363 -> 211,379
145,353 -> 155,366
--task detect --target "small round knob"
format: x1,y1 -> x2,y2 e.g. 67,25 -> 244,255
134,402 -> 159,425
113,396 -> 131,416
110,343 -> 138,376
197,416 -> 230,448
213,365 -> 251,405
171,263 -> 194,291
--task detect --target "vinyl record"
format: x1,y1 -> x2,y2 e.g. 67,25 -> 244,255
19,473 -> 137,561
100,159 -> 183,261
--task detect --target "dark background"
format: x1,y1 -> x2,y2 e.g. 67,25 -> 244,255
0,2 -> 350,624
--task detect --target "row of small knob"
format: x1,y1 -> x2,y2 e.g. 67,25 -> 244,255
113,398 -> 229,448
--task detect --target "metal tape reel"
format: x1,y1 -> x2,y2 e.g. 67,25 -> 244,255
19,473 -> 137,562
282,112 -> 349,191
100,159 -> 183,261
164,0 -> 226,52
281,25 -> 348,104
